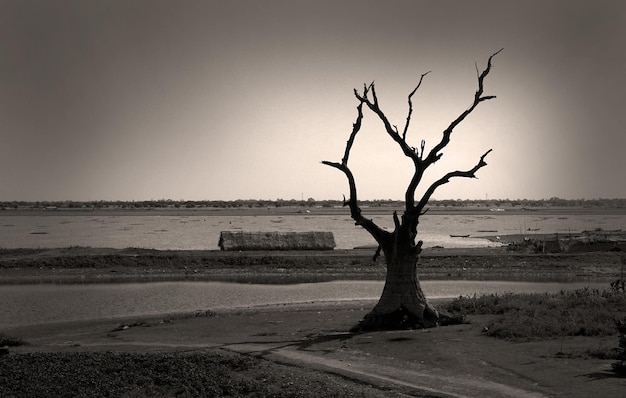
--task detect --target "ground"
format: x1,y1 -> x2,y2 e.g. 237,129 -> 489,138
3,302 -> 625,397
2,246 -> 626,397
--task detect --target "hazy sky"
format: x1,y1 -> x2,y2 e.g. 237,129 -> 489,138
1,0 -> 625,201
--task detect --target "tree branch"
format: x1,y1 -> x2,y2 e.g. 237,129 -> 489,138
321,160 -> 390,243
354,72 -> 433,212
405,159 -> 424,210
322,99 -> 391,244
423,49 -> 502,167
355,83 -> 418,160
403,71 -> 431,141
415,149 -> 493,214
341,102 -> 364,165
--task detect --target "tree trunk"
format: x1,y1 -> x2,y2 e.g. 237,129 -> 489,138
351,221 -> 440,332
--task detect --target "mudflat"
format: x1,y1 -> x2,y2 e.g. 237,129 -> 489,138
2,247 -> 626,397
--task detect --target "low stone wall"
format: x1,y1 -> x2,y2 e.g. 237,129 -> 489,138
218,231 -> 336,251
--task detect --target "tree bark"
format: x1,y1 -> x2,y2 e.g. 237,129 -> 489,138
352,213 -> 439,332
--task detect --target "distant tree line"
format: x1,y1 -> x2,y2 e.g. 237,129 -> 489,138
1,197 -> 626,211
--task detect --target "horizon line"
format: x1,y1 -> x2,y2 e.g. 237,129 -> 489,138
2,198 -> 626,204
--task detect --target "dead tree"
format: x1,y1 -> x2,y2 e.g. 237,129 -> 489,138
323,50 -> 502,331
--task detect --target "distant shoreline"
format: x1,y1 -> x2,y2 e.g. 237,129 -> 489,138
2,205 -> 626,217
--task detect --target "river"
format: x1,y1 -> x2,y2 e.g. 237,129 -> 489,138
2,212 -> 625,250
0,280 -> 607,329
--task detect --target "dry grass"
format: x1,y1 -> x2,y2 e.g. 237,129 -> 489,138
445,287 -> 626,340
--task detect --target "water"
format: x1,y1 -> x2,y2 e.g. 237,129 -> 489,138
0,280 -> 608,328
2,212 -> 625,250
2,212 -> 621,329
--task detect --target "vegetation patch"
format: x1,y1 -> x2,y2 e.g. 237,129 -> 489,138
0,350 -> 390,398
0,333 -> 25,347
445,287 -> 626,340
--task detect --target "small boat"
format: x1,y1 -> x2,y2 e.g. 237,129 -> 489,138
527,228 -> 540,231
450,234 -> 470,238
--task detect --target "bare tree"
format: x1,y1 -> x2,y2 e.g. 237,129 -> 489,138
323,50 -> 502,331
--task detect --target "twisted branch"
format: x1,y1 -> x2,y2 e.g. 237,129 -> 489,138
322,99 -> 390,244
355,84 -> 417,160
403,71 -> 431,141
415,149 -> 493,214
423,48 -> 502,167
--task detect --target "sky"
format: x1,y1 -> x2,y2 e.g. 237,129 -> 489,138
1,0 -> 625,202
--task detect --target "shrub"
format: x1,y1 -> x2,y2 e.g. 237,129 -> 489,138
445,288 -> 626,340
